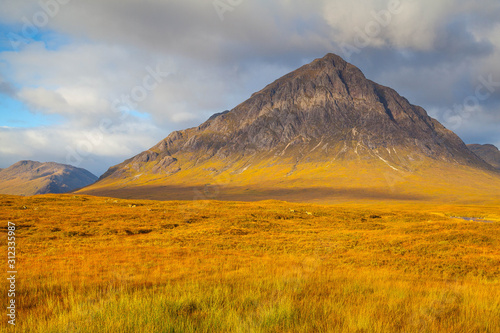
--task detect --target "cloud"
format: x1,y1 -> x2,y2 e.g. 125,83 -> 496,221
0,76 -> 16,97
18,87 -> 68,114
322,0 -> 450,52
0,0 -> 499,175
0,120 -> 163,176
0,42 -> 220,127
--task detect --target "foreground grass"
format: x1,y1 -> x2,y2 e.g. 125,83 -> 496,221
1,194 -> 499,332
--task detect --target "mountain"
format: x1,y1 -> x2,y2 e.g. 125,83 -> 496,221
467,144 -> 500,170
0,161 -> 98,196
78,53 -> 500,203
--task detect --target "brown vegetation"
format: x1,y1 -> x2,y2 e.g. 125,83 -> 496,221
1,194 -> 499,332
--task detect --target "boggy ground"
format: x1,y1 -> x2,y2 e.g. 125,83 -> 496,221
1,194 -> 499,332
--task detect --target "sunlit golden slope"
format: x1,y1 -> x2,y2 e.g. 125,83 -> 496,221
78,154 -> 500,204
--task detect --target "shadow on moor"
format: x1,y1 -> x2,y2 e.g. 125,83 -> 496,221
80,185 -> 430,202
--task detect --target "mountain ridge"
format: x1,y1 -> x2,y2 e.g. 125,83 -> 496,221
78,53 -> 500,202
0,160 -> 98,196
138,53 -> 488,169
467,144 -> 500,170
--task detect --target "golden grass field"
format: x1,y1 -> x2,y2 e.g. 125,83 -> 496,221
1,193 -> 500,332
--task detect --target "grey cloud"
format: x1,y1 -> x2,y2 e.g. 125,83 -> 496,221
8,0 -> 332,65
0,0 -> 499,169
0,75 -> 16,97
0,120 -> 165,176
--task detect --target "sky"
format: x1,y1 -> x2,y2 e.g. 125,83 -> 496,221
0,0 -> 499,177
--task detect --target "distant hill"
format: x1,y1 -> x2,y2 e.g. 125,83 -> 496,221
467,144 -> 500,170
77,53 -> 500,203
0,161 -> 98,196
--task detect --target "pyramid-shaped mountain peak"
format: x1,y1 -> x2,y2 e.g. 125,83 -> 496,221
83,53 -> 496,200
150,53 -> 475,163
310,52 -> 351,69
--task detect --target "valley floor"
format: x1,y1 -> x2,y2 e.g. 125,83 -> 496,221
1,194 -> 499,332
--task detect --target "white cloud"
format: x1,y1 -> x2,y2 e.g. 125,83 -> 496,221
0,120 -> 163,176
18,87 -> 68,114
0,0 -> 500,174
322,0 -> 462,52
1,41 -> 229,127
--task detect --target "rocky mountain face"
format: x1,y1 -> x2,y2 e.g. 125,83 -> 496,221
467,144 -> 500,170
0,161 -> 98,196
80,53 -> 499,201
